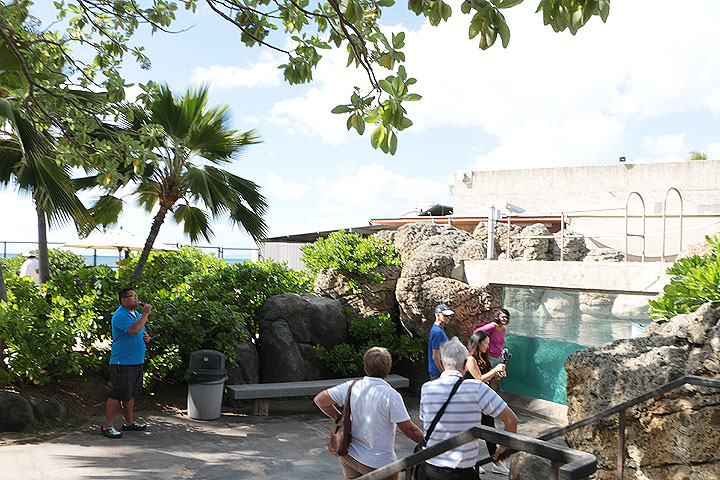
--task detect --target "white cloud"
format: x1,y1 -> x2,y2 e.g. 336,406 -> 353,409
322,162 -> 450,207
190,53 -> 283,88
640,134 -> 687,163
473,112 -> 626,170
263,172 -> 310,200
262,0 -> 720,165
707,142 -> 720,160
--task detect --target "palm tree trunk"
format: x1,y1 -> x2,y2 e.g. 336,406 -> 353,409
128,205 -> 169,287
0,263 -> 7,375
0,263 -> 6,302
36,203 -> 51,284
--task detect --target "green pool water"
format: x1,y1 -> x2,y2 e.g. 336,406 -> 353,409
500,335 -> 587,405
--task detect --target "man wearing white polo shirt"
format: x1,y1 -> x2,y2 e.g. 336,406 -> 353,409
418,337 -> 519,479
314,347 -> 425,479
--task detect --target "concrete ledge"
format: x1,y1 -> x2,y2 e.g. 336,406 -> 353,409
500,390 -> 568,425
226,374 -> 410,400
465,260 -> 671,295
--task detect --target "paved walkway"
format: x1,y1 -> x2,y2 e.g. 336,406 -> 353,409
0,394 -> 565,480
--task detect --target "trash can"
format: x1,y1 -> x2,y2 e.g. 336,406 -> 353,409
185,349 -> 228,420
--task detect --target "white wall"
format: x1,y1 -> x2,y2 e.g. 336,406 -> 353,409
454,160 -> 720,216
258,242 -> 307,270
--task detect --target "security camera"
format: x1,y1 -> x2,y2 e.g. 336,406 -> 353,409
505,202 -> 526,214
618,156 -> 626,162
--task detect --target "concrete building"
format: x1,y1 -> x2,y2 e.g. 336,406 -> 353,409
453,160 -> 720,260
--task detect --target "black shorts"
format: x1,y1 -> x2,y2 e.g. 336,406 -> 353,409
109,364 -> 143,402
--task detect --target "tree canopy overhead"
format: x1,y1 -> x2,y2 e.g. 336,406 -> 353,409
2,0 -> 610,155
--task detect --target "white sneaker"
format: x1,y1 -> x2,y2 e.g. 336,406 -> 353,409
477,465 -> 486,474
491,462 -> 510,475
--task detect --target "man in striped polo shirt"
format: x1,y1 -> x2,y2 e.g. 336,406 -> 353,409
418,337 -> 519,479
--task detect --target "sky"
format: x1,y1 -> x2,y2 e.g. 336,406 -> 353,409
3,0 -> 720,258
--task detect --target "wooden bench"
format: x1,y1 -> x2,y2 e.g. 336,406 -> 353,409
226,374 -> 410,416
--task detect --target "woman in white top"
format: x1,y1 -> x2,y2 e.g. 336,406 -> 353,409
314,347 -> 425,479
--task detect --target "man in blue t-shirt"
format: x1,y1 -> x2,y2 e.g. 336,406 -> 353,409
428,304 -> 453,380
102,287 -> 152,439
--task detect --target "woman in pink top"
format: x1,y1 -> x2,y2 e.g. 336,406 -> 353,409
473,307 -> 510,391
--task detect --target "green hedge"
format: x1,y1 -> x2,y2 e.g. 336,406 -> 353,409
0,248 -> 311,387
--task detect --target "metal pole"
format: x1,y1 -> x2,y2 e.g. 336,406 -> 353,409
617,409 -> 626,480
550,460 -> 560,480
487,206 -> 495,260
507,214 -> 511,258
560,212 -> 565,261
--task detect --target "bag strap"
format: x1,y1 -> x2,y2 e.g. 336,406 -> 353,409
422,376 -> 464,446
340,380 -> 356,420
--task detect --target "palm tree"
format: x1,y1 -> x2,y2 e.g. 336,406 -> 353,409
687,151 -> 707,161
0,98 -> 89,284
123,84 -> 267,285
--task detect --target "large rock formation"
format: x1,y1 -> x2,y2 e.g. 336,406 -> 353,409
257,293 -> 347,382
313,265 -> 401,317
473,222 -> 523,259
564,302 -> 720,480
0,392 -> 34,432
227,330 -> 260,385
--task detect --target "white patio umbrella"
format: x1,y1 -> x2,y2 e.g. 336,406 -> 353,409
64,228 -> 178,274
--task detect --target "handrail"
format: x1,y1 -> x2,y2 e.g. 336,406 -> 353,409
625,191 -> 646,262
357,425 -> 597,480
484,375 -> 720,479
661,188 -> 683,261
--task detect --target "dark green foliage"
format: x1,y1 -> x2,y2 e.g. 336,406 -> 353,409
648,235 -> 720,321
0,247 -> 311,387
300,230 -> 400,292
314,311 -> 423,377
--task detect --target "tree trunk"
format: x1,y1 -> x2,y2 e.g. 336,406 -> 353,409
0,263 -> 6,302
36,203 -> 51,284
128,205 -> 169,287
0,263 -> 7,375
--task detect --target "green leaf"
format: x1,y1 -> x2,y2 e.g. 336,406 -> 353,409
392,32 -> 406,49
495,0 -> 524,8
404,93 -> 422,101
332,105 -> 352,114
371,125 -> 385,149
378,79 -> 393,94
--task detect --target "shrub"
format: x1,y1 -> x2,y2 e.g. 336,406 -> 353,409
314,311 -> 424,376
648,235 -> 720,321
0,247 -> 312,387
300,230 -> 400,292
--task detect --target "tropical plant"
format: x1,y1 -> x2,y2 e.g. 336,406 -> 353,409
3,0 -> 609,154
648,235 -> 720,320
687,151 -> 708,161
301,230 -> 400,292
97,83 -> 268,285
0,98 -> 91,284
314,310 -> 423,376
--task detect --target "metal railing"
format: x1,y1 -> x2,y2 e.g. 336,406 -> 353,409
359,375 -> 717,480
528,375 -> 719,480
624,191 -> 646,262
1,240 -> 258,262
661,188 -> 683,262
357,425 -> 597,480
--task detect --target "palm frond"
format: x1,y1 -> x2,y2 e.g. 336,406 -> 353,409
135,179 -> 161,212
172,204 -> 213,243
88,194 -> 123,228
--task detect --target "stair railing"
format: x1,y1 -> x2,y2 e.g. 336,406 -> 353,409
357,425 -> 596,480
474,375 -> 719,480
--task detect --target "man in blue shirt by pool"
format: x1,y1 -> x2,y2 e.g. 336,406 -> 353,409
428,304 -> 453,380
102,287 -> 152,438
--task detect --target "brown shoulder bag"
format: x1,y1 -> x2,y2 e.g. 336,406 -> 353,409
328,380 -> 356,456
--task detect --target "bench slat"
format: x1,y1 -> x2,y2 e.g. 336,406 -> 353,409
227,374 -> 410,400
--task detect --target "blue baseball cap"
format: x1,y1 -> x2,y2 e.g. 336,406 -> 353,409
435,304 -> 455,315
